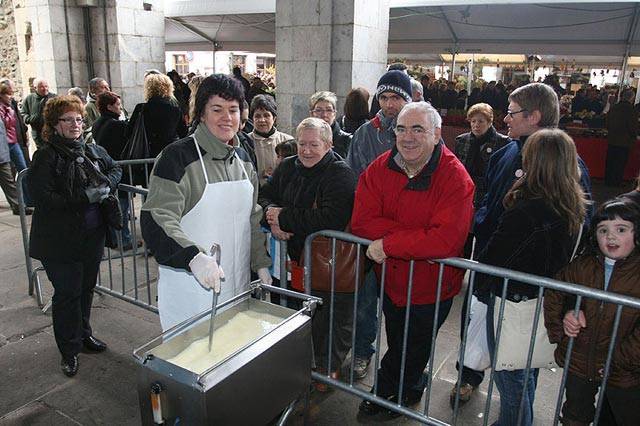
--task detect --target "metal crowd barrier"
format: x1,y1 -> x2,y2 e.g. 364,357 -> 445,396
17,158 -> 158,313
301,230 -> 640,426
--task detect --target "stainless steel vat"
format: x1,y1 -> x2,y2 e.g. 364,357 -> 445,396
134,288 -> 316,425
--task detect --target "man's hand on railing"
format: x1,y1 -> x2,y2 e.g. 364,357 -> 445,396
366,239 -> 387,264
563,309 -> 586,338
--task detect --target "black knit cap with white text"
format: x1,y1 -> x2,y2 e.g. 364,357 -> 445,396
376,70 -> 412,103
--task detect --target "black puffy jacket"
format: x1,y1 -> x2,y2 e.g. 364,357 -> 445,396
258,151 -> 357,260
331,121 -> 352,159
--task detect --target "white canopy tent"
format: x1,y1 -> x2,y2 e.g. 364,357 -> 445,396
164,1 -> 640,68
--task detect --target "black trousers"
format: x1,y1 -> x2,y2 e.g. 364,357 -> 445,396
377,294 -> 453,402
42,227 -> 105,358
311,290 -> 354,373
455,285 -> 485,387
562,373 -> 640,425
605,145 -> 630,187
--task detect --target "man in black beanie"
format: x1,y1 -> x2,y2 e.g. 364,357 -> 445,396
345,69 -> 412,381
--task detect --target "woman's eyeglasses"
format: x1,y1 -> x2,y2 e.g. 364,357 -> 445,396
58,117 -> 84,125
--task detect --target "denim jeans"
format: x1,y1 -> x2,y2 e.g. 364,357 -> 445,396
354,268 -> 378,359
8,143 -> 27,172
486,295 -> 539,426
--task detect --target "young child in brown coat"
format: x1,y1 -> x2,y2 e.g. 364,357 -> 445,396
544,198 -> 640,426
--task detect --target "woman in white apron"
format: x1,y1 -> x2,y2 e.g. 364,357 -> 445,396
141,74 -> 272,331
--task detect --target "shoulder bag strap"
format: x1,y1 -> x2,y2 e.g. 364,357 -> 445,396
570,223 -> 584,261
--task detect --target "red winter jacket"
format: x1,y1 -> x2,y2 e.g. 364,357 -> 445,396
351,142 -> 475,306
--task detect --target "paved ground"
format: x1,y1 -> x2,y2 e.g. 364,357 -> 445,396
0,177 -> 629,425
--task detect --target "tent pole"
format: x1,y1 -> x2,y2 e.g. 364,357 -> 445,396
450,53 -> 456,82
619,3 -> 640,101
466,56 -> 474,110
212,42 -> 217,74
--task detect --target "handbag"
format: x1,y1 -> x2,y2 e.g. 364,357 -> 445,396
120,103 -> 149,160
493,224 -> 584,371
493,296 -> 557,371
290,225 -> 364,293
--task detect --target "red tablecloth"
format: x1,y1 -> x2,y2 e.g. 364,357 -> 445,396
573,137 -> 640,180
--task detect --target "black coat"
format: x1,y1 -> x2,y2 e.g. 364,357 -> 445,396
454,126 -> 509,207
338,115 -> 366,135
129,97 -> 187,158
331,121 -> 352,158
258,151 -> 357,261
92,111 -> 129,161
474,197 -> 575,302
237,130 -> 258,171
29,141 -> 122,261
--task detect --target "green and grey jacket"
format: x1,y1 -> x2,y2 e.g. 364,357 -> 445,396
141,123 -> 271,272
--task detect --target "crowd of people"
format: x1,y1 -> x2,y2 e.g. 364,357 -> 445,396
5,63 -> 640,426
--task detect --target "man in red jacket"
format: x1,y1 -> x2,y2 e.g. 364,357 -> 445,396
352,102 -> 474,416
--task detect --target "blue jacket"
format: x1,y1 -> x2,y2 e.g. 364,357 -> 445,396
473,136 -> 593,252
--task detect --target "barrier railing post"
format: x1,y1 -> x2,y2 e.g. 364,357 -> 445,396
299,231 -> 640,425
16,170 -> 35,296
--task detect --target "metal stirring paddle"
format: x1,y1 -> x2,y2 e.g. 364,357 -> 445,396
207,243 -> 222,352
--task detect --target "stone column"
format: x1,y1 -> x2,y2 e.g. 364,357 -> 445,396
275,0 -> 389,133
12,0 -> 164,110
98,0 -> 165,111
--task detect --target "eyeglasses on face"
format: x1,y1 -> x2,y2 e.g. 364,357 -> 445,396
311,108 -> 335,114
393,126 -> 432,136
58,117 -> 84,125
506,109 -> 528,118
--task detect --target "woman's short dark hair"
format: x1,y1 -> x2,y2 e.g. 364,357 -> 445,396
96,91 -> 120,114
250,94 -> 277,118
344,88 -> 370,121
192,74 -> 245,127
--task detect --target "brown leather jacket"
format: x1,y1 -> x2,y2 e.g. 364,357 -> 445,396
544,252 -> 640,388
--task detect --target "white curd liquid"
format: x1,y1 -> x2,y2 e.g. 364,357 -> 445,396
166,311 -> 283,374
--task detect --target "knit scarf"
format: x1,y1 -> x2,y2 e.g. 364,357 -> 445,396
48,134 -> 108,200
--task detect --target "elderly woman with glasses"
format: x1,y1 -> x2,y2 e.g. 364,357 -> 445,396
28,95 -> 122,377
309,91 -> 352,158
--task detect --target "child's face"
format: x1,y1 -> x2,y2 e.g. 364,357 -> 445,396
596,217 -> 635,260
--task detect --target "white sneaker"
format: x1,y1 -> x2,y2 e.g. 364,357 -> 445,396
353,357 -> 371,380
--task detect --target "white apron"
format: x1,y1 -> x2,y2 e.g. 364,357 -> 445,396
157,137 -> 253,331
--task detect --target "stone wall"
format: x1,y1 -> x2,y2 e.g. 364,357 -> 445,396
12,0 -> 165,107
0,0 -> 22,94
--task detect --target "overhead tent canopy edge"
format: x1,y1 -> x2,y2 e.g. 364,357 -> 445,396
164,1 -> 640,66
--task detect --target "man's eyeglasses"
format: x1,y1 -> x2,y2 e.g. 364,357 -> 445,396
506,109 -> 528,118
311,108 -> 335,115
393,126 -> 432,136
58,117 -> 84,125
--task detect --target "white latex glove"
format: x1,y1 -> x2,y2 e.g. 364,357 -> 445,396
189,252 -> 225,292
257,267 -> 273,285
